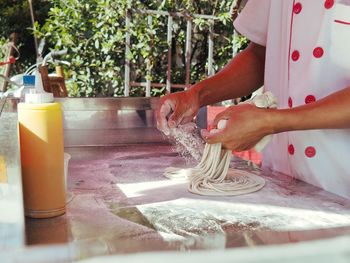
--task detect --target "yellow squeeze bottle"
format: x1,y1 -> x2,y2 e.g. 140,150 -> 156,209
18,70 -> 65,218
0,155 -> 7,183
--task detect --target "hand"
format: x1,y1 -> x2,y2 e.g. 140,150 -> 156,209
201,104 -> 274,151
156,89 -> 200,135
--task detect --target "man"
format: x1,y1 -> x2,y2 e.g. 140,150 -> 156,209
156,0 -> 350,199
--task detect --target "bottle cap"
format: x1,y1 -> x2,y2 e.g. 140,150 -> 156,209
23,75 -> 35,86
24,70 -> 54,104
25,92 -> 54,104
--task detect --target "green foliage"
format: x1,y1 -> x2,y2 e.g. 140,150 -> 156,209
36,0 -> 130,97
0,37 -> 7,77
0,0 -> 51,74
2,0 -> 248,97
0,37 -> 7,62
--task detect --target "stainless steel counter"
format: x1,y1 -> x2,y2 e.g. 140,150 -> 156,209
0,98 -> 25,249
2,97 -> 350,262
24,144 -> 350,261
56,97 -> 166,146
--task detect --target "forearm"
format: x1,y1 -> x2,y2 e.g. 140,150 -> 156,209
189,42 -> 266,107
270,87 -> 350,133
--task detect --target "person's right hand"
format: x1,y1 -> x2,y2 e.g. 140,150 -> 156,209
156,89 -> 200,135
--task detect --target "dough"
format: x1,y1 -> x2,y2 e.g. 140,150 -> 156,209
164,143 -> 265,196
164,92 -> 277,196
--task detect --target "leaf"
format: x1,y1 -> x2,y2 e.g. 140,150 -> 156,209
96,21 -> 104,28
95,39 -> 100,49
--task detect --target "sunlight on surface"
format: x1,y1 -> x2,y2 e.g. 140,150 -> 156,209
136,198 -> 350,233
117,180 -> 186,198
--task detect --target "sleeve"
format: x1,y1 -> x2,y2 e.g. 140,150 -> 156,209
233,0 -> 271,47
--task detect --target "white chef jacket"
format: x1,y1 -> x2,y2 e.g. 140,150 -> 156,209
233,0 -> 350,199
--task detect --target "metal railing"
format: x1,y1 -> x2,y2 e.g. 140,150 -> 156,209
124,9 -> 224,97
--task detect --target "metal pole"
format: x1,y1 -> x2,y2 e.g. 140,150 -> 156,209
166,16 -> 173,94
146,15 -> 152,97
28,0 -> 39,58
124,10 -> 131,97
207,20 -> 214,76
131,9 -> 220,20
185,19 -> 192,89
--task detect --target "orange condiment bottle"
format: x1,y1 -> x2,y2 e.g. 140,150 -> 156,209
18,101 -> 65,218
0,155 -> 7,183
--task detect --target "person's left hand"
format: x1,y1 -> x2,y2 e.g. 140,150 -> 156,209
201,103 -> 274,151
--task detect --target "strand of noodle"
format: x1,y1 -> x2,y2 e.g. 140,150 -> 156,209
164,143 -> 265,196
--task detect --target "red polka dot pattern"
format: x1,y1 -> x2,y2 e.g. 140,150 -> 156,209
305,95 -> 316,104
313,47 -> 324,58
305,146 -> 316,158
291,50 -> 300,61
324,0 -> 334,9
293,2 -> 302,14
288,144 -> 295,155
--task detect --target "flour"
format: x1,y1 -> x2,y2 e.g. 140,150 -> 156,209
137,198 -> 350,240
68,145 -> 350,255
167,123 -> 205,162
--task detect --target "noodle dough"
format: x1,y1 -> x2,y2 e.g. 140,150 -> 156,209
164,143 -> 265,196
